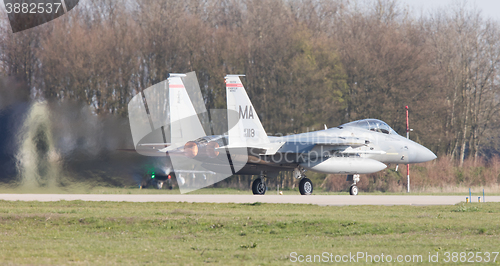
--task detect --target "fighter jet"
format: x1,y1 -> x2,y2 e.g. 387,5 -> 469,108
129,74 -> 437,195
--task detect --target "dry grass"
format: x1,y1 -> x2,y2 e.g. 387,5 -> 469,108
322,155 -> 500,193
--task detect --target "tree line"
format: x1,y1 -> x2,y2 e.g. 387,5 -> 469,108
1,0 -> 499,164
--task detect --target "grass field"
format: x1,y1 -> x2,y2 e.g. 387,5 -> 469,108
0,200 -> 499,265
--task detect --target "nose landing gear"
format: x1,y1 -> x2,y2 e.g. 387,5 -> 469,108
349,184 -> 358,196
347,174 -> 360,195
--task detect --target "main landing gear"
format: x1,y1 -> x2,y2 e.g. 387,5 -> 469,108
346,174 -> 360,195
252,168 -> 315,196
294,167 -> 313,195
252,171 -> 268,195
252,178 -> 267,195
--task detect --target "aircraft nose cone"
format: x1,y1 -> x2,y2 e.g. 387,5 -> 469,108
409,143 -> 437,163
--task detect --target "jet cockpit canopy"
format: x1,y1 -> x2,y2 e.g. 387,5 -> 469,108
340,119 -> 397,134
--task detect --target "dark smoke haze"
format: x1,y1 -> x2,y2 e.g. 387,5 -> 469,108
0,77 -> 153,191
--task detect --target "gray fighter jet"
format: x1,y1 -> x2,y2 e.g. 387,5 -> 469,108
130,74 -> 436,195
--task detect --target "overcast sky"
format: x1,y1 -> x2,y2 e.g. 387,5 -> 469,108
398,0 -> 500,21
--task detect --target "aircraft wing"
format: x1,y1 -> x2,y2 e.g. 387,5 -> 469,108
216,136 -> 368,155
338,146 -> 386,155
215,142 -> 285,155
281,136 -> 366,146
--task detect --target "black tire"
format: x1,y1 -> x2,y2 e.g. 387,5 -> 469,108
252,178 -> 266,195
299,178 -> 313,195
349,185 -> 358,196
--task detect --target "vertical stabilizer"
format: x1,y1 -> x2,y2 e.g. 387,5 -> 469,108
169,74 -> 236,194
169,74 -> 206,147
225,75 -> 269,147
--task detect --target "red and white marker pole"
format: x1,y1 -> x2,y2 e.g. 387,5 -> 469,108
406,105 -> 410,193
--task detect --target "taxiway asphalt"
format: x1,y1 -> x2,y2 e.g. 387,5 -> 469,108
1,194 -> 498,206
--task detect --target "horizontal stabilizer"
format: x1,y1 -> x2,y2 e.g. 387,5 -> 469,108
138,143 -> 171,147
117,148 -> 184,157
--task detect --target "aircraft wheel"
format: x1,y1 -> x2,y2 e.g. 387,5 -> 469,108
349,185 -> 358,196
252,178 -> 266,195
299,178 -> 313,195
